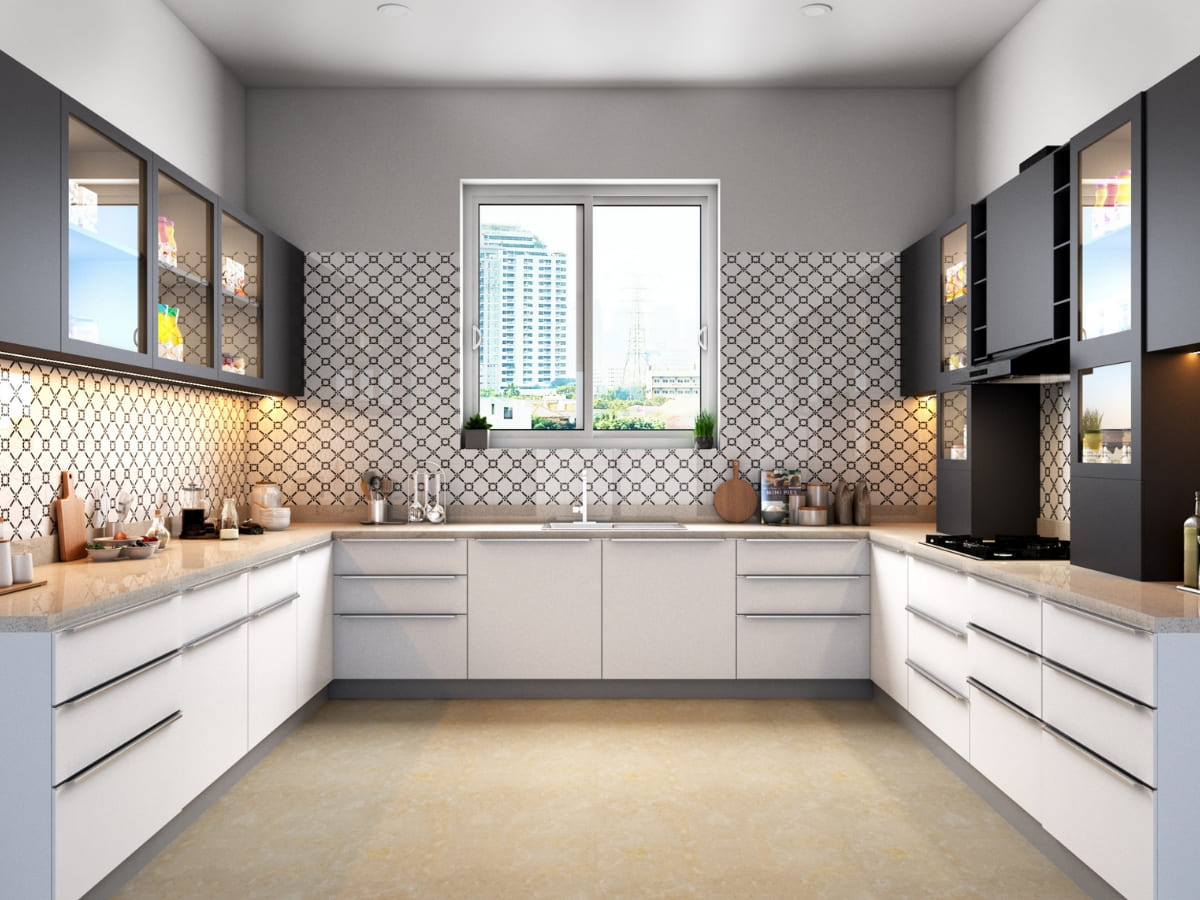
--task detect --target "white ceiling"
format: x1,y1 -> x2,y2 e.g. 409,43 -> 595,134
161,0 -> 1042,89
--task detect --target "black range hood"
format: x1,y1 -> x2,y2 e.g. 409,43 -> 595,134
952,339 -> 1069,385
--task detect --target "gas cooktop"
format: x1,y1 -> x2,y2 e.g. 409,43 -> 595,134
925,534 -> 1070,561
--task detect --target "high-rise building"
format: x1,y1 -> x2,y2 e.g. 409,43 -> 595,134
478,224 -> 570,390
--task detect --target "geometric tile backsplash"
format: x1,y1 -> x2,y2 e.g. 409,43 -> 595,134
0,248 -> 1073,542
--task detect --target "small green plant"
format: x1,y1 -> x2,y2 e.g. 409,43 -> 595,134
464,413 -> 492,430
1080,408 -> 1103,432
694,410 -> 716,438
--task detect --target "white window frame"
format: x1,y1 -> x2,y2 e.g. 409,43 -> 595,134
461,179 -> 720,450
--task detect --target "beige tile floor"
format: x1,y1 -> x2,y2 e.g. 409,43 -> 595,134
115,699 -> 1084,899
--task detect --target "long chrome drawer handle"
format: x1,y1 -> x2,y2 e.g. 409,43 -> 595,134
611,538 -> 725,543
53,711 -> 183,789
55,648 -> 182,709
1042,596 -> 1152,636
335,613 -> 459,619
62,593 -> 177,634
249,593 -> 299,619
905,659 -> 967,702
966,676 -> 1039,723
184,616 -> 250,651
185,570 -> 245,594
905,605 -> 966,639
966,622 -> 1037,659
968,575 -> 1038,602
1042,723 -> 1153,793
743,538 -> 861,543
741,575 -> 862,581
738,614 -> 863,620
1042,658 -> 1154,711
338,538 -> 458,543
336,574 -> 459,581
473,538 -> 592,543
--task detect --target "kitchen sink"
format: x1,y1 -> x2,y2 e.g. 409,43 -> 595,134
542,520 -> 686,531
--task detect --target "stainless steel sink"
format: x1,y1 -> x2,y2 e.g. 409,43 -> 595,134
542,520 -> 686,531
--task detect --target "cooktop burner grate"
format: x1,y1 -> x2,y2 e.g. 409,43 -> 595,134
925,533 -> 1070,561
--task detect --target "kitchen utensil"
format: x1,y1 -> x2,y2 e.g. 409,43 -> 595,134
54,471 -> 87,561
361,468 -> 385,500
425,472 -> 445,524
714,460 -> 758,523
115,487 -> 131,530
408,470 -> 426,523
0,579 -> 47,595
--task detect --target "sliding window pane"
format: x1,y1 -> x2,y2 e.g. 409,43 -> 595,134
592,205 -> 701,431
478,205 -> 577,430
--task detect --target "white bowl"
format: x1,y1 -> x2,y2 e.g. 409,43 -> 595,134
86,547 -> 122,562
257,508 -> 291,531
120,545 -> 156,560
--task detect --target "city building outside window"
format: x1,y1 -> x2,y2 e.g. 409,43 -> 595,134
461,181 -> 719,449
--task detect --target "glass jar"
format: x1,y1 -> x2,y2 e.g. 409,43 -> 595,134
147,507 -> 170,551
219,498 -> 239,540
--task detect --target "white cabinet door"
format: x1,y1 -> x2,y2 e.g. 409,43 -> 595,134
296,545 -> 334,703
907,556 -> 969,632
333,615 -> 466,679
180,621 -> 248,803
736,614 -> 868,679
968,682 -> 1042,821
247,594 -> 298,748
468,539 -> 601,679
869,544 -> 908,706
603,539 -> 735,679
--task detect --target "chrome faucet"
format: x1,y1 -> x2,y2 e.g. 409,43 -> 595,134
572,472 -> 591,523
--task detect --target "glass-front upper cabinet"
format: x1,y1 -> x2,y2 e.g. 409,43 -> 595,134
219,211 -> 263,380
65,113 -> 146,359
1078,361 -> 1132,465
941,223 -> 969,372
155,167 -> 214,370
1078,121 -> 1133,341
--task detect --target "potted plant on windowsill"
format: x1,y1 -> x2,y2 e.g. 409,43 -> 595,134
1080,407 -> 1103,459
462,413 -> 492,450
693,410 -> 715,450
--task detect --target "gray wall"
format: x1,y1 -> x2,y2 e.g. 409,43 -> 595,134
246,87 -> 954,251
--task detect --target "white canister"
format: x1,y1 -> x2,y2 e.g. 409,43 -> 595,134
0,542 -> 12,589
11,552 -> 33,584
250,481 -> 283,509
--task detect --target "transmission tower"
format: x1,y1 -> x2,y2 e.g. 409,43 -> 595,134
621,287 -> 648,393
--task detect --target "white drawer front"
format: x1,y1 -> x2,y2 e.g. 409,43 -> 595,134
334,574 -> 466,615
53,651 -> 182,786
182,572 -> 248,644
968,683 -> 1043,821
1042,599 -> 1155,706
967,576 -> 1041,653
247,555 -> 298,614
54,706 -> 183,900
737,575 -> 868,615
736,539 -> 868,575
736,614 -> 869,679
907,610 -> 968,694
907,556 -> 968,632
334,539 -> 466,576
967,625 -> 1042,717
1042,661 -> 1156,787
333,615 -> 466,679
1040,726 -> 1155,900
53,594 -> 182,705
907,662 -> 969,759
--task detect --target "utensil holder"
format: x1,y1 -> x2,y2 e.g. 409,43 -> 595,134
367,498 -> 387,524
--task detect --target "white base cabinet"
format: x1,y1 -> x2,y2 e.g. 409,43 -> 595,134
296,545 -> 334,702
869,544 -> 908,706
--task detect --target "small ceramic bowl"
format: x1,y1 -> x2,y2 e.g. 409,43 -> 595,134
120,545 -> 155,560
257,508 -> 291,531
95,537 -> 137,549
86,547 -> 122,562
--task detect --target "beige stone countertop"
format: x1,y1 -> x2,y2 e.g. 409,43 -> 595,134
3,519 -> 1198,634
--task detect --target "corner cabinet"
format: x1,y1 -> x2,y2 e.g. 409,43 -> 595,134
0,48 -> 304,397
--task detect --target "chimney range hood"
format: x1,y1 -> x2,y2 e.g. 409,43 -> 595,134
952,339 -> 1069,385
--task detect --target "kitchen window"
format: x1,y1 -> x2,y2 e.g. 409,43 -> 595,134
461,180 -> 719,449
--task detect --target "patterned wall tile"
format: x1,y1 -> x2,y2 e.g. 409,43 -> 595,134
1041,382 -> 1071,522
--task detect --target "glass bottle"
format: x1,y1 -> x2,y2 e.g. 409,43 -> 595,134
147,507 -> 170,551
1184,492 -> 1199,589
408,470 -> 426,523
219,498 -> 239,540
425,471 -> 445,524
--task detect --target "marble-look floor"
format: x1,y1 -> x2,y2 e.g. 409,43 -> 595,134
114,699 -> 1083,899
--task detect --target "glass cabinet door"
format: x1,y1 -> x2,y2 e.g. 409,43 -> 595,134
66,115 -> 145,353
219,212 -> 262,379
156,173 -> 213,367
941,224 -> 968,372
1078,121 -> 1133,340
1078,362 -> 1132,464
940,389 -> 968,461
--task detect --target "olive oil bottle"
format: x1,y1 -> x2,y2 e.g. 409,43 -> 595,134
1184,492 -> 1200,589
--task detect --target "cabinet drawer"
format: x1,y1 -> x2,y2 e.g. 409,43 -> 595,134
907,556 -> 968,632
968,682 -> 1042,821
1042,599 -> 1155,706
907,609 -> 967,695
737,539 -> 868,575
736,614 -> 868,679
248,555 -> 298,614
53,594 -> 182,705
1040,726 -> 1155,900
967,624 -> 1041,717
907,661 -> 969,759
334,574 -> 466,615
333,614 -> 466,679
182,571 -> 248,644
736,575 -> 867,615
1042,660 -> 1156,787
54,707 -> 183,900
53,651 -> 182,786
967,576 -> 1041,653
334,539 -> 466,576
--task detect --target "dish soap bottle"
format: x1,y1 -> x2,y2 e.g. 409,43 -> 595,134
219,498 -> 239,540
1184,491 -> 1199,589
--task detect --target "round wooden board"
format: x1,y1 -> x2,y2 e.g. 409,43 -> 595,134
714,460 -> 758,523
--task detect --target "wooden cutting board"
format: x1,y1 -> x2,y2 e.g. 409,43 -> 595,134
713,460 -> 758,523
55,471 -> 87,561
